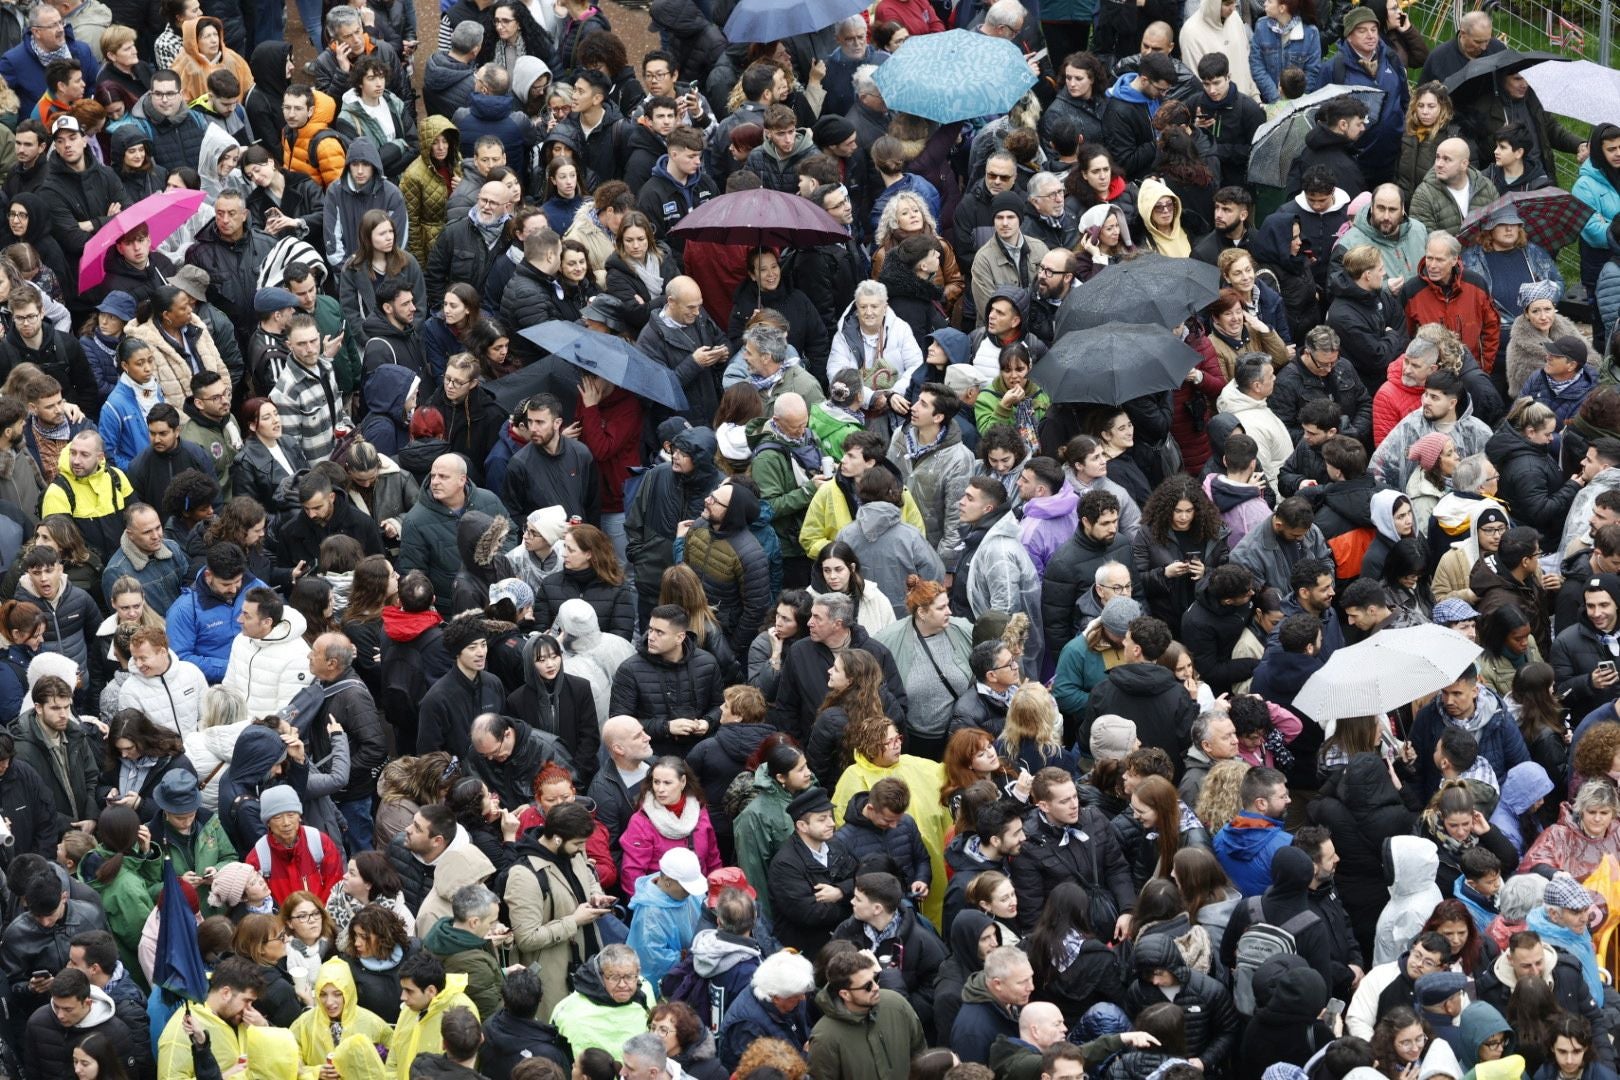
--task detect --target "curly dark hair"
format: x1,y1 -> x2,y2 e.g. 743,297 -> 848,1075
1140,474 -> 1222,545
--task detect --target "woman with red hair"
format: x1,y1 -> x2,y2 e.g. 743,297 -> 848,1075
516,763 -> 617,891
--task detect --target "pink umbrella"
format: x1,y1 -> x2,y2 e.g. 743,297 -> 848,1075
78,188 -> 208,292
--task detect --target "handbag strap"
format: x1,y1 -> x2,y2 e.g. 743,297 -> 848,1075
913,622 -> 964,700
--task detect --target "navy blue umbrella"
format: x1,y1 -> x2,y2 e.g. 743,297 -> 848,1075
723,0 -> 868,43
154,859 -> 209,1002
515,322 -> 689,413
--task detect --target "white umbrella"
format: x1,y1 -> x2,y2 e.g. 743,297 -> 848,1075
1291,624 -> 1482,726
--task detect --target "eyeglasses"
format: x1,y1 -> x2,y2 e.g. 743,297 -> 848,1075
603,972 -> 639,985
1481,1036 -> 1509,1049
1037,266 -> 1070,277
291,910 -> 321,921
850,979 -> 878,993
1098,582 -> 1131,594
444,375 -> 474,390
985,172 -> 1015,183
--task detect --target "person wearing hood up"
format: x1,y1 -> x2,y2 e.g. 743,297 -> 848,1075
1219,844 -> 1335,976
551,945 -> 658,1057
1309,750 -> 1422,957
1138,179 -> 1192,259
358,363 -> 419,458
1103,52 -> 1175,181
1488,761 -> 1553,859
674,478 -> 771,656
1126,930 -> 1241,1072
1237,956 -> 1334,1080
1373,834 -> 1446,965
1453,1001 -> 1517,1075
322,135 -> 409,267
290,956 -> 396,1075
626,426 -> 720,616
243,42 -> 291,149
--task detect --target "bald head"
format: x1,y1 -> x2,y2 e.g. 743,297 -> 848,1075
601,715 -> 653,766
773,392 -> 808,439
311,632 -> 357,678
1434,138 -> 1473,184
434,453 -> 468,478
1141,20 -> 1173,52
476,181 -> 509,221
664,276 -> 704,326
1458,10 -> 1494,57
1018,1002 -> 1068,1049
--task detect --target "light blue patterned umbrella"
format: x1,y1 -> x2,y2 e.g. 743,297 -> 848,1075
872,30 -> 1035,124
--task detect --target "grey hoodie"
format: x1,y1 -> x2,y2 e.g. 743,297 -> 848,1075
322,137 -> 409,265
834,501 -> 946,617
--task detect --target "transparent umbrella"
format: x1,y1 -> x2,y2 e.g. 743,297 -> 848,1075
1248,85 -> 1387,188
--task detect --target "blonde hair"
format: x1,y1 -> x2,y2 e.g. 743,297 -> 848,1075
1195,759 -> 1250,832
1001,684 -> 1061,762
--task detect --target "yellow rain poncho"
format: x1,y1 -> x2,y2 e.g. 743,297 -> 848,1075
291,958 -> 395,1079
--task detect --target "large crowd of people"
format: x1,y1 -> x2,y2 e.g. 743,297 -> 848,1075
0,1 -> 1613,1080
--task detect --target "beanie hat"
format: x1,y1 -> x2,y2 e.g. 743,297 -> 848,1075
208,862 -> 260,909
812,114 -> 857,148
1342,6 -> 1378,35
26,651 -> 80,695
526,505 -> 568,545
1090,715 -> 1138,761
442,614 -> 490,657
1406,432 -> 1451,472
259,785 -> 303,821
990,191 -> 1025,218
1099,596 -> 1142,638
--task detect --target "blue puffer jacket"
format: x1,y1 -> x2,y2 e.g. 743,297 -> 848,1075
166,565 -> 267,682
1250,17 -> 1323,103
1574,136 -> 1620,252
97,380 -> 157,472
1596,258 -> 1620,345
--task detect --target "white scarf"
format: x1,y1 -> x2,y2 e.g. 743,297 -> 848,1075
119,372 -> 163,418
641,794 -> 700,840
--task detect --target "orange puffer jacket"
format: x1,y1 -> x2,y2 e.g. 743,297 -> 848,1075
282,89 -> 347,188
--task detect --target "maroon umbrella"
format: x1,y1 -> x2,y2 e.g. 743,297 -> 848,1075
1457,188 -> 1592,253
670,189 -> 849,250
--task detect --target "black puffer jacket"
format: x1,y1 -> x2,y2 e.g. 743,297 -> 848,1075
830,903 -> 948,1034
1179,590 -> 1260,696
648,0 -> 726,90
608,631 -> 725,756
1041,528 -> 1135,660
834,791 -> 933,888
1238,957 -> 1333,1080
1307,752 -> 1420,956
534,567 -> 636,641
23,987 -> 138,1080
1124,933 -> 1241,1066
1110,802 -> 1212,888
876,255 -> 950,350
426,214 -> 502,303
1324,268 -> 1411,394
725,278 -> 832,374
1486,425 -> 1579,547
1553,578 -> 1620,720
1270,353 -> 1374,445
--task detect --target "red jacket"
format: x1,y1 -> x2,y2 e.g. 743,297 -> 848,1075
876,0 -> 945,35
1372,357 -> 1423,445
246,826 -> 346,906
1402,269 -> 1501,373
576,386 -> 645,515
1171,327 -> 1227,475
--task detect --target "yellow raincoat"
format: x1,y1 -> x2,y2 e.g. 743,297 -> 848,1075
243,1026 -> 300,1080
291,958 -> 394,1079
831,750 -> 951,926
157,1002 -> 249,1080
390,971 -> 479,1080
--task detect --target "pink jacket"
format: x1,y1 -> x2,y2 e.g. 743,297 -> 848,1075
618,805 -> 723,887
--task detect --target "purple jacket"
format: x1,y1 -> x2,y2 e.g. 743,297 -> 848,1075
1019,486 -> 1079,575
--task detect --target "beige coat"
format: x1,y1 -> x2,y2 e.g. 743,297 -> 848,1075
125,315 -> 228,406
504,842 -> 605,1022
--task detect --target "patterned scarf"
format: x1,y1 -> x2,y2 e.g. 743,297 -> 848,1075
904,423 -> 946,461
29,37 -> 71,67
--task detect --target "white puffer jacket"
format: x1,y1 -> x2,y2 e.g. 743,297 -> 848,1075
221,608 -> 314,719
182,718 -> 253,810
116,649 -> 209,736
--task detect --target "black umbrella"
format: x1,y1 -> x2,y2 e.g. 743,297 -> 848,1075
1441,49 -> 1565,99
1031,322 -> 1203,406
1054,253 -> 1222,336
